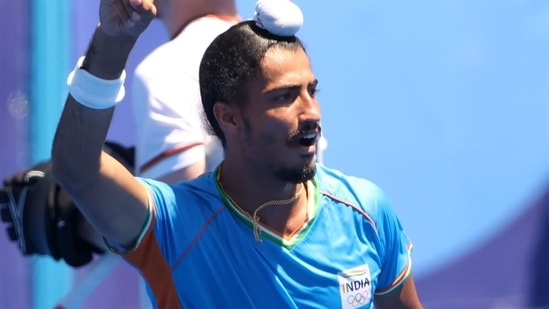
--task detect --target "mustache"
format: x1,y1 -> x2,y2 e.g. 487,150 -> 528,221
287,123 -> 322,144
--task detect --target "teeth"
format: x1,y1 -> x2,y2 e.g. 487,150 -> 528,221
297,132 -> 318,146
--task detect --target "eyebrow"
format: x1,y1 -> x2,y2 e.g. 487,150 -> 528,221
266,79 -> 319,93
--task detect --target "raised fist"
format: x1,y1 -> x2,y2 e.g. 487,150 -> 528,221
98,0 -> 157,38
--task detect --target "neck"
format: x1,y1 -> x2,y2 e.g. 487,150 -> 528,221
219,162 -> 303,214
161,0 -> 239,39
217,163 -> 310,241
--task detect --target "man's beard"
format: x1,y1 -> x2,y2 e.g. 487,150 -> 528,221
271,160 -> 316,183
243,117 -> 318,183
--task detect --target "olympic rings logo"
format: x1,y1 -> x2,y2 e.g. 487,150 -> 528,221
346,291 -> 371,307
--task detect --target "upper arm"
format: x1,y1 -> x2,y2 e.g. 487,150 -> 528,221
74,151 -> 150,248
356,180 -> 421,307
374,275 -> 423,309
53,98 -> 149,248
52,27 -> 152,251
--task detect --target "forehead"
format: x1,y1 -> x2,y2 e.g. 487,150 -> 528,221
259,47 -> 315,87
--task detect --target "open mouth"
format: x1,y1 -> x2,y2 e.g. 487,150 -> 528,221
297,132 -> 320,147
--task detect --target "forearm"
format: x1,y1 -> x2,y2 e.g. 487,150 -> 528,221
52,97 -> 112,191
80,25 -> 137,80
52,25 -> 136,191
49,0 -> 155,249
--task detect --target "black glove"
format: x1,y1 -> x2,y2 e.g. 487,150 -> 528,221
0,141 -> 135,267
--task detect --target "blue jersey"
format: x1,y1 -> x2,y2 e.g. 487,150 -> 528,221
121,164 -> 413,308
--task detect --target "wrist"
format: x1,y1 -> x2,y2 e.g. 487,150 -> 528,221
66,56 -> 126,110
81,24 -> 137,80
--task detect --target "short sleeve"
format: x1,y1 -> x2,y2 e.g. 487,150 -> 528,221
374,196 -> 413,295
102,178 -> 173,255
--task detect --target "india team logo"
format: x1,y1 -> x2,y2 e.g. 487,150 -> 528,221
337,264 -> 372,309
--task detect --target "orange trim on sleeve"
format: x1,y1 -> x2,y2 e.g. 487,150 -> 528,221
375,242 -> 413,295
139,142 -> 203,174
321,191 -> 379,235
124,217 -> 182,309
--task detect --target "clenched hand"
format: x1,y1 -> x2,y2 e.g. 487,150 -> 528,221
99,0 -> 157,38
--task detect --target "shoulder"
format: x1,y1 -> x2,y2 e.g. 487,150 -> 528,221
314,164 -> 392,227
167,17 -> 235,63
139,173 -> 219,206
134,17 -> 234,86
315,164 -> 388,205
183,16 -> 236,41
134,39 -> 188,79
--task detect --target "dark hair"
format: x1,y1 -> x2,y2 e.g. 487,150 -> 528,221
199,20 -> 306,147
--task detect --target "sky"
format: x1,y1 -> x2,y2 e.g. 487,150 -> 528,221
73,0 -> 549,277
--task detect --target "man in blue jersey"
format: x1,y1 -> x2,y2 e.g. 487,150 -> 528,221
51,0 -> 423,308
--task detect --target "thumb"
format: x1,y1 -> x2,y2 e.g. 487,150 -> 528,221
129,0 -> 157,16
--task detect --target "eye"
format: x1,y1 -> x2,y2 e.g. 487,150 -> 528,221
308,86 -> 320,98
308,80 -> 319,98
273,90 -> 298,103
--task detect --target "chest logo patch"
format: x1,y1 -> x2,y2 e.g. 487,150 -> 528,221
337,264 -> 372,309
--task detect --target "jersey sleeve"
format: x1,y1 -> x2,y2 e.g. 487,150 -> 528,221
136,177 -> 179,251
373,191 -> 413,295
102,177 -> 175,255
110,178 -> 182,309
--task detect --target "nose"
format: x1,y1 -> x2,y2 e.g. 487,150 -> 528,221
299,91 -> 321,124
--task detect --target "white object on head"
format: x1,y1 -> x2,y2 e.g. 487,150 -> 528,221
253,0 -> 304,37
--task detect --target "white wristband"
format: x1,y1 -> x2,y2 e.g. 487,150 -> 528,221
66,56 -> 126,109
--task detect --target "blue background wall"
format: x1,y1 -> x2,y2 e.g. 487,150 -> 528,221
1,0 -> 547,308
0,0 -> 32,308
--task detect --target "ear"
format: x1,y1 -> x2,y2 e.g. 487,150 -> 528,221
213,102 -> 240,134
